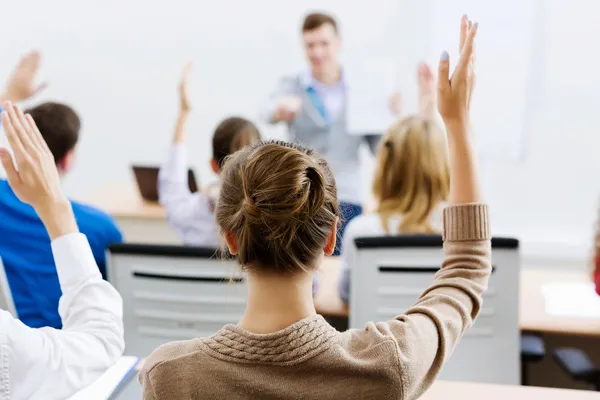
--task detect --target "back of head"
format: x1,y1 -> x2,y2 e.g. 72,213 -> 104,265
372,116 -> 450,234
216,140 -> 339,274
212,117 -> 261,168
25,102 -> 80,165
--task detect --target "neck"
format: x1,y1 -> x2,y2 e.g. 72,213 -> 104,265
238,270 -> 317,334
312,65 -> 341,86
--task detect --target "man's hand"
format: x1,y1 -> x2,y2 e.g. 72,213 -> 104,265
0,101 -> 76,239
273,96 -> 301,122
1,51 -> 47,103
179,61 -> 192,114
389,90 -> 402,116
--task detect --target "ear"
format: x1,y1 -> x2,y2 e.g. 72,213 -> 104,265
57,150 -> 75,175
324,220 -> 338,256
224,231 -> 239,255
210,159 -> 220,174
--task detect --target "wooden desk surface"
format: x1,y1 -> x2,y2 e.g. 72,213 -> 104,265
314,258 -> 600,337
78,183 -> 166,220
422,380 -> 598,399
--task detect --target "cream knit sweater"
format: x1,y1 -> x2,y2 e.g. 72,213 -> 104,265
140,203 -> 491,399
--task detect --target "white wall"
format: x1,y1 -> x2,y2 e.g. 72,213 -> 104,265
0,0 -> 598,266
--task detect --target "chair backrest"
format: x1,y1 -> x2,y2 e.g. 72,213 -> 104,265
108,243 -> 246,357
350,235 -> 520,385
0,257 -> 18,318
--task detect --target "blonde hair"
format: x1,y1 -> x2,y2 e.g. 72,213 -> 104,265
372,116 -> 450,234
216,140 -> 339,274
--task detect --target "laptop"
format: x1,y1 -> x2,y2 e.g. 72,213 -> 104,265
132,165 -> 198,202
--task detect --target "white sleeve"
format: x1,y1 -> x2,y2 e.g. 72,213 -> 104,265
158,144 -> 216,243
2,233 -> 124,400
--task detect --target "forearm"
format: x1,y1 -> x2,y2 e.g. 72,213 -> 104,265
445,121 -> 482,205
37,199 -> 79,240
172,110 -> 190,144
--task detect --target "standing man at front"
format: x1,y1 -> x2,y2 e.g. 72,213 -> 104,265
261,12 -> 401,254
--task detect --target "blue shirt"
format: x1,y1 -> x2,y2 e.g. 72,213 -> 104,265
0,179 -> 123,328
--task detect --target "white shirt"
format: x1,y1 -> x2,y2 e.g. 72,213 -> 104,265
158,144 -> 221,247
0,233 -> 124,400
338,207 -> 445,303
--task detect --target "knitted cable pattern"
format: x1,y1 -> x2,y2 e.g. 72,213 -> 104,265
203,315 -> 338,365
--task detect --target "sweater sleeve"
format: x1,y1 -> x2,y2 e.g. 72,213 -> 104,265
352,204 -> 491,400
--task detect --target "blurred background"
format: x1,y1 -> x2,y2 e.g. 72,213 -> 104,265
0,0 -> 598,266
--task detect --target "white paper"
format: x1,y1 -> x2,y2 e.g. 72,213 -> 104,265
541,282 -> 600,319
346,60 -> 398,136
69,356 -> 139,400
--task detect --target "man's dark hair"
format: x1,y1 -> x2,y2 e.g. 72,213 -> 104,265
302,12 -> 338,33
25,102 -> 80,164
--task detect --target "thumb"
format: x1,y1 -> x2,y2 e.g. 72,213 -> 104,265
0,148 -> 20,187
437,51 -> 450,93
34,82 -> 48,95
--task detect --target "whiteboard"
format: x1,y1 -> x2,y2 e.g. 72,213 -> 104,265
1,0 -> 599,262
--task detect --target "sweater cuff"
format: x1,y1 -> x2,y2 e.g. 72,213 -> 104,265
443,203 -> 490,242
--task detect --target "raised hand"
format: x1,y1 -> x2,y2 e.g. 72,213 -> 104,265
179,61 -> 192,114
0,102 -> 76,239
437,15 -> 477,125
2,51 -> 47,103
389,90 -> 402,116
438,16 -> 482,206
417,63 -> 435,118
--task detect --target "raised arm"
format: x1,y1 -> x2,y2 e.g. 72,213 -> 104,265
0,102 -> 124,399
0,51 -> 47,103
352,17 -> 489,399
158,63 -> 216,242
417,63 -> 436,120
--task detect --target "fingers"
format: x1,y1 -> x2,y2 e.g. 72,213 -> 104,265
0,148 -> 20,187
181,61 -> 192,82
25,114 -> 51,156
2,102 -> 40,162
34,82 -> 48,95
1,107 -> 26,162
437,51 -> 450,93
459,15 -> 468,52
7,103 -> 37,152
454,21 -> 478,78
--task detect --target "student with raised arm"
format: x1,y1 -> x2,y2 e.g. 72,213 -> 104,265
159,63 -> 261,246
338,63 -> 449,303
141,17 -> 487,399
0,103 -> 124,399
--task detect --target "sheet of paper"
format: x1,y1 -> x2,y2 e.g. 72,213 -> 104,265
541,282 -> 600,319
345,60 -> 398,136
69,356 -> 139,400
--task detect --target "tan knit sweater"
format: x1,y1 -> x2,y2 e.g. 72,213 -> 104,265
140,204 -> 491,400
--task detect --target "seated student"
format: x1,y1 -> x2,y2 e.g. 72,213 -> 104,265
0,54 -> 122,329
140,18 -> 489,399
0,102 -> 124,400
338,63 -> 449,303
158,63 -> 261,246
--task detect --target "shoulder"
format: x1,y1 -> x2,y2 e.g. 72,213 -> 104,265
337,327 -> 401,368
142,338 -> 205,376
